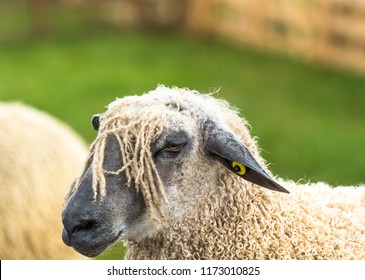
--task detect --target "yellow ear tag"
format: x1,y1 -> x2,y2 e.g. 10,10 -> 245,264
231,161 -> 246,175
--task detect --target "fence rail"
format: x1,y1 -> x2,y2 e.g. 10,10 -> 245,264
186,0 -> 365,72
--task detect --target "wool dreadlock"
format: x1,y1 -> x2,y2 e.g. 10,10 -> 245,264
67,108 -> 171,223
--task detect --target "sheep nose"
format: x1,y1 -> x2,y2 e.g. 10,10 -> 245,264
62,228 -> 72,246
62,216 -> 98,246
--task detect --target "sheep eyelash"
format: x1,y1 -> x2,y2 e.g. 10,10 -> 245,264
160,142 -> 187,153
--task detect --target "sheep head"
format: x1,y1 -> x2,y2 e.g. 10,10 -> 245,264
62,86 -> 287,258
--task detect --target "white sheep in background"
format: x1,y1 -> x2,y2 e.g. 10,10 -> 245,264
0,103 -> 87,259
62,86 -> 365,259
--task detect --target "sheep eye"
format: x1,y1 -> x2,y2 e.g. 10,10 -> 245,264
231,161 -> 246,175
153,131 -> 190,160
91,114 -> 101,131
163,143 -> 185,153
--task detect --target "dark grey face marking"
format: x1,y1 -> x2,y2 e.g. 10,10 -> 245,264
62,135 -> 146,257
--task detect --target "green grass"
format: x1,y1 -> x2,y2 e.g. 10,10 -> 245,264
1,30 -> 364,259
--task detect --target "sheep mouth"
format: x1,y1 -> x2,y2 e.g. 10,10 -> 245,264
70,230 -> 124,258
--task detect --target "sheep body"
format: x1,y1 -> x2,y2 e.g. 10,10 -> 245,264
0,103 -> 87,259
64,86 -> 365,260
126,180 -> 365,259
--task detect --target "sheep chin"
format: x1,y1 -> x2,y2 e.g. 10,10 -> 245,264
73,230 -> 124,258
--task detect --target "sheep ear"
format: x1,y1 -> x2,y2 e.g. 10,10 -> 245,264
203,119 -> 289,193
91,114 -> 103,131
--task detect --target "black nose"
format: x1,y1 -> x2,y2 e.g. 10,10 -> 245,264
62,217 -> 98,246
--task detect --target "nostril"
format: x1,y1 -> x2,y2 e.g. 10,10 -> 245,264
71,220 -> 97,235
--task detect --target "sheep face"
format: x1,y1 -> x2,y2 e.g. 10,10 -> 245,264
62,120 -> 204,257
62,87 -> 287,258
62,134 -> 153,257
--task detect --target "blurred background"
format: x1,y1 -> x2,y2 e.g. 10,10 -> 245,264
0,0 -> 364,259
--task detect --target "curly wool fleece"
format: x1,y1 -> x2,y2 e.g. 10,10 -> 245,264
126,180 -> 365,260
73,86 -> 365,259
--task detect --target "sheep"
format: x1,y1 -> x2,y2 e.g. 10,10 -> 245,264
62,85 -> 365,260
0,103 -> 87,259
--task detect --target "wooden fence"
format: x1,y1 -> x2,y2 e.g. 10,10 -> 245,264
3,0 -> 365,72
186,0 -> 365,72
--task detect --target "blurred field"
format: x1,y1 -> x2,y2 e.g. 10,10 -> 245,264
1,30 -> 364,259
